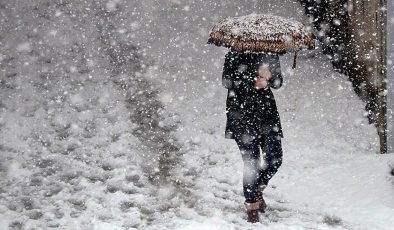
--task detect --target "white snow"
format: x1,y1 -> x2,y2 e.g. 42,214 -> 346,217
16,42 -> 32,52
211,13 -> 309,39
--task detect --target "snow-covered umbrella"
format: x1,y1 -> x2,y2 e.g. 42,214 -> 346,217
207,14 -> 315,67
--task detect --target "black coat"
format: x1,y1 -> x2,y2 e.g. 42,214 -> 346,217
222,51 -> 284,141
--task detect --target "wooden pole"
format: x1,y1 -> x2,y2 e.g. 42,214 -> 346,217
376,0 -> 387,154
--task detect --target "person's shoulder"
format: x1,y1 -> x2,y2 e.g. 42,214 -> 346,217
227,50 -> 240,56
259,52 -> 278,57
263,52 -> 280,62
226,50 -> 243,62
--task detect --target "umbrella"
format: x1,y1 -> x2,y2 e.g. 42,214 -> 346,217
207,14 -> 315,67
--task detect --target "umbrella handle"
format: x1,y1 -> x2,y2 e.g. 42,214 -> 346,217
292,52 -> 297,69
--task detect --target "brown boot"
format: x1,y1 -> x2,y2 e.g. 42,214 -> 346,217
245,202 -> 260,223
257,194 -> 266,213
257,184 -> 267,213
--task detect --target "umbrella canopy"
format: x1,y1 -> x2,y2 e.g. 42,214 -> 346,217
207,14 -> 315,53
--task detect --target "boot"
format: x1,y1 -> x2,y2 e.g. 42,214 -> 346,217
257,184 -> 267,213
257,193 -> 266,213
244,202 -> 260,223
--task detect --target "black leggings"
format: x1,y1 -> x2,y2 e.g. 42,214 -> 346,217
235,132 -> 283,203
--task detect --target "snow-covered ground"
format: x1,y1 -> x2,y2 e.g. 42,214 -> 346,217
0,0 -> 393,229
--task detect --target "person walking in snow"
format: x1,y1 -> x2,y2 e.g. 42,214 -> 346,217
222,50 -> 283,223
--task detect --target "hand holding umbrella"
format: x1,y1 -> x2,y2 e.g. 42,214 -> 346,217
255,64 -> 271,89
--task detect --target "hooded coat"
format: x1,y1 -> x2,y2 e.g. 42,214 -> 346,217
222,50 -> 283,141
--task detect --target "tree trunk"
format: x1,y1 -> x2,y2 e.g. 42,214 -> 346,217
299,0 -> 388,154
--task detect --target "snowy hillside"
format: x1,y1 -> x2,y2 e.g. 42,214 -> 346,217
0,0 -> 393,229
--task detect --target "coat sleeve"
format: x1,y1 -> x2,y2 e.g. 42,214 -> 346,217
222,52 -> 234,89
267,55 -> 283,89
